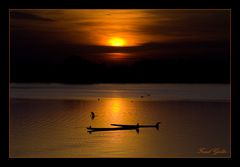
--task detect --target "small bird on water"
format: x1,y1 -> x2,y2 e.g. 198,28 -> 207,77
90,112 -> 95,120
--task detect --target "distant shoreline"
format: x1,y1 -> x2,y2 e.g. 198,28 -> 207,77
9,83 -> 230,102
10,97 -> 230,103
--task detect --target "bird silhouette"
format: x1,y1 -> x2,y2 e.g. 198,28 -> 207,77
90,112 -> 95,120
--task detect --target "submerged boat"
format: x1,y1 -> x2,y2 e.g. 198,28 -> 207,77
87,126 -> 139,134
86,122 -> 161,133
110,122 -> 161,130
87,126 -> 138,131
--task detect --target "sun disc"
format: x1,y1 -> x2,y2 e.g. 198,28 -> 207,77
108,37 -> 125,47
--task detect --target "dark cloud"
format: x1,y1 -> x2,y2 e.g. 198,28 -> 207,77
136,10 -> 230,41
10,11 -> 55,22
11,38 -> 230,83
11,27 -> 229,64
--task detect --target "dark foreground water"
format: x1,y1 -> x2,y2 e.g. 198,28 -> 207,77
9,84 -> 230,158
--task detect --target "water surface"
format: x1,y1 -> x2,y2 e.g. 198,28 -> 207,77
10,84 -> 230,158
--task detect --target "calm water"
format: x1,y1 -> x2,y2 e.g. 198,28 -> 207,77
9,84 -> 230,158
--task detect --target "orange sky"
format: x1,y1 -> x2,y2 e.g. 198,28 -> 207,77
11,9 -> 230,47
10,9 -> 230,63
10,9 -> 230,83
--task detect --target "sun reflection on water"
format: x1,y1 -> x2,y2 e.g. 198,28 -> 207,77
111,98 -> 121,113
103,98 -> 126,124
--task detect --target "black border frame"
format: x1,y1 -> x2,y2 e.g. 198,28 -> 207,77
1,0 -> 239,163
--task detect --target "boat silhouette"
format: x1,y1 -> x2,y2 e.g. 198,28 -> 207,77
87,126 -> 139,134
87,122 -> 160,134
111,122 -> 161,130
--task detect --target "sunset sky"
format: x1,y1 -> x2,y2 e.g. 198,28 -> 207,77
10,9 -> 230,83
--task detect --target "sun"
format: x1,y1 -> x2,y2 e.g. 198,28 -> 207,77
108,37 -> 126,47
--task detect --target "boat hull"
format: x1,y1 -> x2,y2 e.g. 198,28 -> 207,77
110,122 -> 161,130
87,127 -> 137,131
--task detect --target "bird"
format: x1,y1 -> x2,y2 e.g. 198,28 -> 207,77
90,112 -> 95,120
